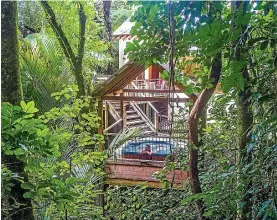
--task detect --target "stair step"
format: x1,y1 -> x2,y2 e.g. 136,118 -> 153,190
139,125 -> 155,133
142,130 -> 154,135
126,110 -> 136,114
127,115 -> 141,120
140,128 -> 153,133
139,125 -> 149,129
127,120 -> 145,126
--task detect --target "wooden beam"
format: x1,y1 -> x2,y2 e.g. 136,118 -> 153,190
106,159 -> 165,167
104,101 -> 109,129
104,160 -> 188,189
121,35 -> 128,40
109,66 -> 143,94
120,93 -> 126,129
98,99 -> 104,152
103,118 -> 123,133
102,95 -> 191,102
113,89 -> 123,94
123,89 -> 183,93
106,178 -> 164,189
103,133 -> 118,136
155,113 -> 159,131
106,100 -> 121,121
103,64 -> 145,95
105,178 -> 185,190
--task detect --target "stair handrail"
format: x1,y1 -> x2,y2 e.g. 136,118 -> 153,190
129,101 -> 156,132
130,82 -> 159,114
106,100 -> 121,121
130,81 -> 161,131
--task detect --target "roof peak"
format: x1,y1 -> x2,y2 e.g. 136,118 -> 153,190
113,18 -> 135,36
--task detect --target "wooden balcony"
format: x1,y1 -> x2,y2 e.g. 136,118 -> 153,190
105,135 -> 188,189
105,159 -> 188,189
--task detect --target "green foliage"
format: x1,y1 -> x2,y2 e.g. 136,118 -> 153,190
124,1 -> 277,219
1,165 -> 13,194
197,95 -> 240,219
42,1 -> 109,79
18,1 -> 44,37
2,1 -> 277,219
20,33 -> 72,112
19,0 -> 112,106
1,85 -> 106,219
106,186 -> 195,220
41,85 -> 104,149
1,101 -> 61,158
125,1 -> 230,95
1,165 -> 15,217
111,1 -> 132,32
187,91 -> 277,219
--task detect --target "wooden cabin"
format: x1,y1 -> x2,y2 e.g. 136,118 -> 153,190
96,19 -> 197,189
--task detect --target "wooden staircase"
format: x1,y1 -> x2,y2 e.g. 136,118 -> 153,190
104,101 -> 155,135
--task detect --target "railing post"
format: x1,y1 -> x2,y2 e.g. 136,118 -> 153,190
155,113 -> 159,132
104,101 -> 109,130
98,99 -> 104,152
120,93 -> 126,129
146,103 -> 150,118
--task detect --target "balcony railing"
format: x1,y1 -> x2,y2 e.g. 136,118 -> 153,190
132,79 -> 169,90
111,136 -> 187,162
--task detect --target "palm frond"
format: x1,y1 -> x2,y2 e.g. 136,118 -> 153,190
107,127 -> 140,159
21,33 -> 72,112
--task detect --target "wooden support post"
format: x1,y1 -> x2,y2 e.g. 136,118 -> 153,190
155,113 -> 159,132
104,101 -> 109,130
97,99 -> 105,208
168,103 -> 172,121
98,99 -> 104,152
104,119 -> 123,133
146,103 -> 150,118
120,93 -> 126,129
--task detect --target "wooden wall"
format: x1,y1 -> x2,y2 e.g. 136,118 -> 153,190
105,159 -> 188,189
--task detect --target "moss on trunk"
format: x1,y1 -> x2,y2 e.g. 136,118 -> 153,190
1,1 -> 22,104
231,2 -> 253,218
237,85 -> 253,219
1,2 -> 34,219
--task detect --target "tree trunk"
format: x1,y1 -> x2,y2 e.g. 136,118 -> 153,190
103,0 -> 113,75
103,0 -> 112,43
40,1 -> 86,96
1,1 -> 34,219
188,54 -> 222,219
199,107 -> 207,170
1,1 -> 22,104
231,2 -> 253,218
237,77 -> 253,219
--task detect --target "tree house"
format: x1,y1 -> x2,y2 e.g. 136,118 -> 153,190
95,19 -> 198,189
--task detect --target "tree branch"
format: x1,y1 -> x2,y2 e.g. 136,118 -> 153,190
40,1 -> 86,96
188,53 -> 222,219
190,54 -> 222,120
76,2 -> 86,66
75,2 -> 86,96
40,1 -> 76,68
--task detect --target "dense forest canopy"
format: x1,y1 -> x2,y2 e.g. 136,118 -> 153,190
1,1 -> 277,220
